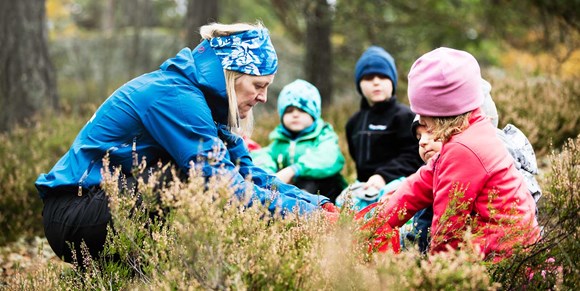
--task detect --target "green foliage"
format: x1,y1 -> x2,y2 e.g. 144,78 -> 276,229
0,111 -> 87,245
332,0 -> 501,94
50,30 -> 183,111
69,0 -> 182,30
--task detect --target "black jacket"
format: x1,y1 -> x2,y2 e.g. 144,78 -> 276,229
345,97 -> 423,183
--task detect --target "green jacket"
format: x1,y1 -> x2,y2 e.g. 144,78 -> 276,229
252,120 -> 345,180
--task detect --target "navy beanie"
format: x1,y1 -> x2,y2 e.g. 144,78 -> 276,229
354,46 -> 398,96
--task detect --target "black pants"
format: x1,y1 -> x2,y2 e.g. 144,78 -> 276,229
405,206 -> 433,253
294,175 -> 346,203
42,168 -> 178,264
42,187 -> 112,264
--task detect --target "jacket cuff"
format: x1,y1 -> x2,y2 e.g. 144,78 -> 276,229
291,164 -> 301,177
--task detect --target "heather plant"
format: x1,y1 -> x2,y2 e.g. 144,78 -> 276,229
307,217 -> 498,290
6,141 -> 576,290
488,135 -> 579,289
490,75 -> 580,156
4,156 -> 496,290
0,110 -> 89,245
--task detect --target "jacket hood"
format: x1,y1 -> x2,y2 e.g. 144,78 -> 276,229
160,41 -> 229,123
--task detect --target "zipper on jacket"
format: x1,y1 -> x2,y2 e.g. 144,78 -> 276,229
77,139 -> 132,196
77,159 -> 96,196
366,131 -> 373,161
132,137 -> 139,177
289,140 -> 296,164
358,111 -> 370,163
277,154 -> 284,170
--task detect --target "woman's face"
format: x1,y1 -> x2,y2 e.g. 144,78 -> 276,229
359,74 -> 393,106
235,74 -> 274,119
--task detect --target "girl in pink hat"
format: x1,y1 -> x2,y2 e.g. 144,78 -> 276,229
363,47 -> 540,261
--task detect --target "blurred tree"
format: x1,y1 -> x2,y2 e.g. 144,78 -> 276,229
304,0 -> 333,106
185,0 -> 219,43
70,0 -> 180,30
333,0 -> 487,90
270,0 -> 334,106
483,0 -> 580,65
0,0 -> 58,132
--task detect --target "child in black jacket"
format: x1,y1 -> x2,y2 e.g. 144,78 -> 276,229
345,46 -> 423,194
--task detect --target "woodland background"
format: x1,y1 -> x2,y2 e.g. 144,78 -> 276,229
0,0 -> 578,289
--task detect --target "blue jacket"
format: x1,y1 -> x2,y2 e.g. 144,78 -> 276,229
35,41 -> 329,214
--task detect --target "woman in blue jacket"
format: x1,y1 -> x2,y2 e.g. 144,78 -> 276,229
36,22 -> 333,263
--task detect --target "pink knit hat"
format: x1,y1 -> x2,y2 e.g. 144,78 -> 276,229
407,47 -> 483,117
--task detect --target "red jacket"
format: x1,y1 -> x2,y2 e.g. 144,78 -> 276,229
375,109 -> 540,260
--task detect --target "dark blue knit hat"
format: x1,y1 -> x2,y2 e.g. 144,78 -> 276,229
354,46 -> 398,96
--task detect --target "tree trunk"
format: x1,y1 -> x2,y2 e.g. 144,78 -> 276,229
0,0 -> 57,131
304,0 -> 333,106
185,0 -> 219,45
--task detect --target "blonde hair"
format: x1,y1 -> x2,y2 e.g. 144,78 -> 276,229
224,70 -> 253,136
199,22 -> 263,136
199,22 -> 264,40
429,111 -> 472,143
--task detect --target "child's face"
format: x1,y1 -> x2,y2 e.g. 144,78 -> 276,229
359,74 -> 393,106
415,124 -> 442,162
282,106 -> 314,132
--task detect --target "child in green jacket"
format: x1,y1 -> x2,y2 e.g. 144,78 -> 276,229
251,79 -> 347,201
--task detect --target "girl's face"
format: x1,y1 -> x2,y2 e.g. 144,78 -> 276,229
415,124 -> 442,162
282,106 -> 314,132
419,115 -> 436,130
359,74 -> 393,106
235,74 -> 274,119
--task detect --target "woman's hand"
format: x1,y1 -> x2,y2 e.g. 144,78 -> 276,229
275,166 -> 296,183
364,174 -> 386,191
321,202 -> 340,213
321,202 -> 340,223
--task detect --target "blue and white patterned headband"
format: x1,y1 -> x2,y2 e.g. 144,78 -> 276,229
209,29 -> 278,76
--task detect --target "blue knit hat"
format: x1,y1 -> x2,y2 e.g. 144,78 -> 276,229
354,46 -> 398,96
277,79 -> 321,121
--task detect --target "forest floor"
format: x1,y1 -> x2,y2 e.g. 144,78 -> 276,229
0,236 -> 63,286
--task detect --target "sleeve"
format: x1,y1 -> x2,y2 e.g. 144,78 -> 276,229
294,124 -> 345,179
141,88 -> 221,175
375,159 -> 436,228
141,89 -> 326,215
249,142 -> 278,175
500,124 -> 542,201
424,143 -> 487,243
218,125 -> 330,214
374,110 -> 424,183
